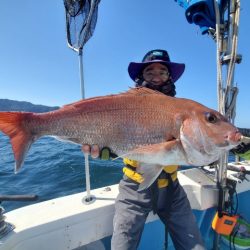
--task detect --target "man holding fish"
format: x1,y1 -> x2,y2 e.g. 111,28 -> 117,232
84,50 -> 211,250
83,50 -> 250,249
0,49 -> 246,249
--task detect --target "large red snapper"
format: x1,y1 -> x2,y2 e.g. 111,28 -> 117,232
0,88 -> 242,181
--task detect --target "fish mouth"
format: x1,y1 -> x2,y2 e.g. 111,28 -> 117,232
216,131 -> 242,148
181,132 -> 231,165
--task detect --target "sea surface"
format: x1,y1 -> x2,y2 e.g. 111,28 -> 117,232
0,132 -> 123,212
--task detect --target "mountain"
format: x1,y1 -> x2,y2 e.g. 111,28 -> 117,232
0,99 -> 59,113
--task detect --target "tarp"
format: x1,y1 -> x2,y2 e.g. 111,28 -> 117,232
176,0 -> 228,34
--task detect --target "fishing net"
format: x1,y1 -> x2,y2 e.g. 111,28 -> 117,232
64,0 -> 101,51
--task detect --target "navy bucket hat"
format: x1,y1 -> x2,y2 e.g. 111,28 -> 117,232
128,49 -> 185,83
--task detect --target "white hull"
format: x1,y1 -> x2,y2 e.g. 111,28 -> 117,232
1,164 -> 250,250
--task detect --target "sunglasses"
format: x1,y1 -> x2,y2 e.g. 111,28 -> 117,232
142,69 -> 170,82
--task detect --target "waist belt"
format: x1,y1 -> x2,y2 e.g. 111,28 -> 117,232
123,164 -> 177,188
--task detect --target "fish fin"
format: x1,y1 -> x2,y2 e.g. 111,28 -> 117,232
62,87 -> 165,109
126,87 -> 166,96
51,136 -> 81,145
0,112 -> 37,172
137,163 -> 164,191
119,140 -> 184,164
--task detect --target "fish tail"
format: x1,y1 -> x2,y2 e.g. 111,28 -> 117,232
0,112 -> 37,172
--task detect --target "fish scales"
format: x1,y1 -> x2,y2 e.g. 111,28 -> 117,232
34,93 -> 173,151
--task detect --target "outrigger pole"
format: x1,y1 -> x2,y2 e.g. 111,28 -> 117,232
213,0 -> 241,248
63,0 -> 101,204
175,0 -> 243,248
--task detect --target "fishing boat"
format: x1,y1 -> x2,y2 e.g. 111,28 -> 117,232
1,163 -> 250,250
1,1 -> 250,250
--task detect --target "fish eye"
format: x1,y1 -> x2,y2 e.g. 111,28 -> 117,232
205,112 -> 218,124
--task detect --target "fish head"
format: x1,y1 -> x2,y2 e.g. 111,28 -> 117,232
180,107 -> 242,165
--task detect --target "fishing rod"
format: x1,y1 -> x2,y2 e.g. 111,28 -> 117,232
0,194 -> 38,238
227,164 -> 250,176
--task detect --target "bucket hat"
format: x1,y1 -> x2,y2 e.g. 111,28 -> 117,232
128,49 -> 185,83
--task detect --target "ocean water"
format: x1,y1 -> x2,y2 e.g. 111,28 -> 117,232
0,132 -> 123,212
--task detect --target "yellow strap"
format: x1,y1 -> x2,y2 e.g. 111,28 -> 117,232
123,166 -> 178,187
163,165 -> 178,173
123,167 -> 144,183
158,171 -> 178,188
123,158 -> 178,186
123,158 -> 139,168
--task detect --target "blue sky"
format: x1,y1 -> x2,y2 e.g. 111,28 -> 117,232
0,1 -> 249,127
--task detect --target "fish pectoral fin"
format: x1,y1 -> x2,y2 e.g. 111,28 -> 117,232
137,163 -> 164,191
122,140 -> 181,162
52,136 -> 80,145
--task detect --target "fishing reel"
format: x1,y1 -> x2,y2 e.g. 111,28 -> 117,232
0,194 -> 38,239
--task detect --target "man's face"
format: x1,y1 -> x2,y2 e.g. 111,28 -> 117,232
142,63 -> 170,86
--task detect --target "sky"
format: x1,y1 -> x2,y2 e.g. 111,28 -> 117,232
0,1 -> 249,127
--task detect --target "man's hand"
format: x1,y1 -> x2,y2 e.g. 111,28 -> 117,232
81,145 -> 118,160
82,144 -> 100,158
